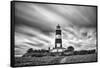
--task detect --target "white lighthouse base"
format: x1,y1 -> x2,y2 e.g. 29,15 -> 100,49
50,47 -> 66,53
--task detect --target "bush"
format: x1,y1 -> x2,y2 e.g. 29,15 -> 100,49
67,46 -> 74,51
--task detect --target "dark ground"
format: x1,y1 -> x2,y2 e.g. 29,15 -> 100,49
14,53 -> 97,67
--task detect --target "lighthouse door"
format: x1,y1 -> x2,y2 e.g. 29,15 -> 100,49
57,43 -> 61,47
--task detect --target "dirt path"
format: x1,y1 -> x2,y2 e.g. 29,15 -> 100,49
60,57 -> 68,63
48,56 -> 65,64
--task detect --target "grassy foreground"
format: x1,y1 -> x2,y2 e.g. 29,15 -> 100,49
14,53 -> 97,67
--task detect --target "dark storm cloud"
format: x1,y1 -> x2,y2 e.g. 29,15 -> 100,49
15,2 -> 97,33
15,2 -> 97,35
14,2 -> 97,56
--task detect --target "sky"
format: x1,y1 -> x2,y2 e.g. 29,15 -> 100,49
14,2 -> 97,57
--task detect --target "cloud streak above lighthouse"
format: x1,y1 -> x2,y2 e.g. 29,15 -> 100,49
14,2 -> 97,57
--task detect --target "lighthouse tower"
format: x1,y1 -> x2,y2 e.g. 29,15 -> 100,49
50,24 -> 66,53
55,24 -> 62,48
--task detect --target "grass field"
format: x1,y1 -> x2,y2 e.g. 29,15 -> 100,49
60,53 -> 97,63
14,53 -> 97,67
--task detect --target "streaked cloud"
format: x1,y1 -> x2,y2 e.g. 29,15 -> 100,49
14,2 -> 97,57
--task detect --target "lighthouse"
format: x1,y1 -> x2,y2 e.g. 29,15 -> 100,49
50,24 -> 66,53
55,24 -> 62,48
